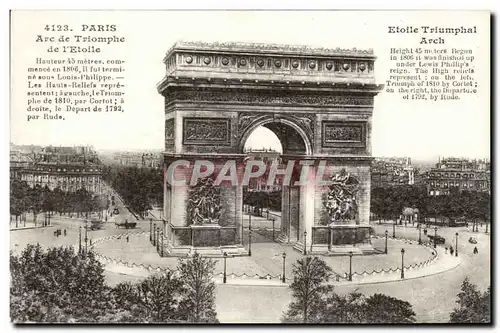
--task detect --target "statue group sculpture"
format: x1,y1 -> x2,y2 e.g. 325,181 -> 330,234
187,177 -> 224,225
324,169 -> 360,224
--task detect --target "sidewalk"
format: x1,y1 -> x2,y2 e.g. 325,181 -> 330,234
10,222 -> 53,231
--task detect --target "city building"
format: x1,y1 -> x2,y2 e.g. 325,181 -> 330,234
10,144 -> 104,194
244,148 -> 282,192
426,157 -> 490,196
371,157 -> 415,187
111,152 -> 162,169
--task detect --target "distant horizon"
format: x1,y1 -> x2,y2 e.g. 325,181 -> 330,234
10,141 -> 490,164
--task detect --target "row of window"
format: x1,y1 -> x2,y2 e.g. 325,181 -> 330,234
429,172 -> 476,178
34,167 -> 100,173
430,182 -> 487,188
22,175 -> 101,182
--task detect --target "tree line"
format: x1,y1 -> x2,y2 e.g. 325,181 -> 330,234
10,179 -> 106,227
371,185 -> 490,224
10,246 -> 218,323
243,190 -> 281,212
243,186 -> 490,225
101,165 -> 163,219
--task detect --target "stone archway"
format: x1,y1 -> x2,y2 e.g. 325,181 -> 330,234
238,115 -> 313,156
157,41 -> 383,256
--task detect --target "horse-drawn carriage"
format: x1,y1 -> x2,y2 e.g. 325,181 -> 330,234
89,219 -> 104,231
115,219 -> 137,229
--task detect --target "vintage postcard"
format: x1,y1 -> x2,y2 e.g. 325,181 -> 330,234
9,10 -> 491,324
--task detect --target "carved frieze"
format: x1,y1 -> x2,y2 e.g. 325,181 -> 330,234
237,112 -> 315,143
165,119 -> 174,140
292,114 -> 316,141
165,119 -> 175,149
237,112 -> 268,138
166,90 -> 373,107
322,121 -> 366,148
183,118 -> 231,145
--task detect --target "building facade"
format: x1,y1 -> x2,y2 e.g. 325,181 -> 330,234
244,148 -> 283,192
10,144 -> 104,194
371,157 -> 415,187
426,157 -> 490,196
111,152 -> 162,169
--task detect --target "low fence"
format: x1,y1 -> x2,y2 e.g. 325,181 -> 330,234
91,232 -> 440,283
347,236 -> 438,281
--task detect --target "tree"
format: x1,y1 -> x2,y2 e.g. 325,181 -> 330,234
177,253 -> 218,323
134,273 -> 184,322
282,256 -> 333,323
319,291 -> 366,323
10,179 -> 30,227
450,278 -> 491,323
363,293 -> 416,323
296,291 -> 416,324
10,244 -> 114,323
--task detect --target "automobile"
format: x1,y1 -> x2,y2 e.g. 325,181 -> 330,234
469,237 -> 477,244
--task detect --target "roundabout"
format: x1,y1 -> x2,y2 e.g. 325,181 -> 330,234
90,229 -> 457,286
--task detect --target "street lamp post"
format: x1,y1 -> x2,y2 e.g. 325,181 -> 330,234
348,252 -> 353,281
455,232 -> 459,257
160,230 -> 164,257
434,227 -> 438,249
248,230 -> 252,257
149,219 -> 152,242
401,248 -> 405,279
384,230 -> 388,254
156,227 -> 160,252
84,226 -> 88,253
282,252 -> 287,283
272,218 -> 275,241
418,225 -> 422,245
79,226 -> 82,254
303,231 -> 307,255
393,221 -> 396,238
223,252 -> 228,284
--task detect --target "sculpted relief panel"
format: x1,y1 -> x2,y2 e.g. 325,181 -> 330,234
322,121 -> 366,148
183,118 -> 231,145
323,169 -> 360,225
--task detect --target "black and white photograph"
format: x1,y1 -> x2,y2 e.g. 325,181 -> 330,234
8,10 -> 491,324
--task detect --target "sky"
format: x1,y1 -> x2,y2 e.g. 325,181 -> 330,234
10,10 -> 490,160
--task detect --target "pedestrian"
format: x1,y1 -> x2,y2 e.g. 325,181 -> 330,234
450,246 -> 454,256
474,246 -> 478,254
126,235 -> 129,243
64,229 -> 67,237
445,247 -> 448,254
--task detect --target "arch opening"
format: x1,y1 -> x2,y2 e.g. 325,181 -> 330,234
239,117 -> 312,156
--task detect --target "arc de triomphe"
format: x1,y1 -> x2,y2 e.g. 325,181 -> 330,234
157,41 -> 383,256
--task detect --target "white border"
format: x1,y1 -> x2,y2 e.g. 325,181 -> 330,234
2,2 -> 498,332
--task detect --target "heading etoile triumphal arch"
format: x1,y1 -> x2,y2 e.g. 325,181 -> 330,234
157,41 -> 383,256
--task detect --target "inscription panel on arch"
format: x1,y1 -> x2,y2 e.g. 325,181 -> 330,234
183,118 -> 231,145
322,121 -> 366,148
